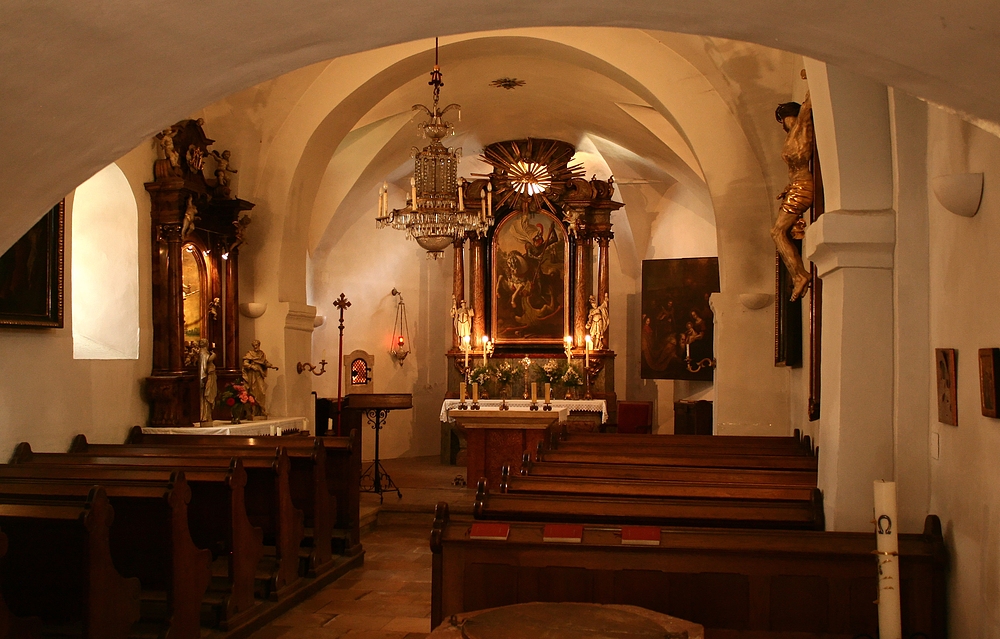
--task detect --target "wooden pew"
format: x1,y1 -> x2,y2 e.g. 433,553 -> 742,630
500,466 -> 819,503
475,480 -> 824,530
0,527 -> 42,639
7,447 -> 263,629
0,471 -> 210,639
32,441 -> 304,601
521,454 -> 818,486
74,435 -> 334,578
431,503 -> 947,638
550,430 -> 815,457
534,446 -> 819,471
127,427 -> 363,556
0,487 -> 141,639
555,428 -> 812,454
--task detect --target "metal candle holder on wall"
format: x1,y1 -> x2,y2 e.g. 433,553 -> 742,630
685,356 -> 717,373
296,360 -> 328,376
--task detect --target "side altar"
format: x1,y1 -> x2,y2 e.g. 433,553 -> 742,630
437,139 -> 622,463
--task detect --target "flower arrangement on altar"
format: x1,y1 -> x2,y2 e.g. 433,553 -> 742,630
469,365 -> 493,387
494,362 -> 516,387
561,364 -> 584,399
536,359 -> 566,384
218,380 -> 257,423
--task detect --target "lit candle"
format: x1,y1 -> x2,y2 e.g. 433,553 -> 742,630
544,383 -> 551,404
463,335 -> 470,369
685,342 -> 690,360
584,334 -> 592,369
874,481 -> 902,639
472,382 -> 479,402
480,189 -> 486,219
458,178 -> 464,210
487,182 -> 493,216
565,335 -> 573,365
482,335 -> 489,367
460,382 -> 466,403
411,177 -> 417,211
531,382 -> 537,403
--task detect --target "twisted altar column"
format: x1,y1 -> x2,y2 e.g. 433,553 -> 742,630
452,237 -> 465,349
573,234 -> 593,346
469,236 -> 486,344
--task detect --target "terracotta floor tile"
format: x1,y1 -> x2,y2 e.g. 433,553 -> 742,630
320,613 -> 394,631
383,617 -> 432,633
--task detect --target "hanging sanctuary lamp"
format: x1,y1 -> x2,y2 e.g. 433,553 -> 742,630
376,38 -> 492,259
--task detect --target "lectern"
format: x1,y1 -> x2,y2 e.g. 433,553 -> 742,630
338,393 -> 413,502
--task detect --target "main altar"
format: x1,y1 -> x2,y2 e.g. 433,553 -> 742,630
436,138 -> 621,464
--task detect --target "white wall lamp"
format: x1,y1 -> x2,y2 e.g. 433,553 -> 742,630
932,173 -> 984,217
239,302 -> 267,318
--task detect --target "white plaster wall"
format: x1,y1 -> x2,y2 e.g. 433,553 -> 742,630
925,106 -> 1000,637
310,199 -> 450,459
0,141 -> 155,460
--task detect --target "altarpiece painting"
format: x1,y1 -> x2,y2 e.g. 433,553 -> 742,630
640,257 -> 719,381
491,211 -> 568,344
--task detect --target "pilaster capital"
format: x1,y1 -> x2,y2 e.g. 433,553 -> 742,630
804,210 -> 895,278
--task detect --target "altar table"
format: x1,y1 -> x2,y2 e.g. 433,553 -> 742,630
440,398 -> 608,423
448,408 -> 567,489
141,416 -> 308,436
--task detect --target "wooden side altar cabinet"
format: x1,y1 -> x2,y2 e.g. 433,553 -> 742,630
448,408 -> 568,490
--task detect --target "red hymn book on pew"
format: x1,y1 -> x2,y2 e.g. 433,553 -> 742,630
542,524 -> 584,543
620,526 -> 661,546
469,523 -> 510,541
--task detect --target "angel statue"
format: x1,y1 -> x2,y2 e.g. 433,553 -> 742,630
585,295 -> 609,350
210,149 -> 238,187
156,127 -> 180,169
450,295 -> 474,341
181,195 -> 199,238
771,88 -> 815,302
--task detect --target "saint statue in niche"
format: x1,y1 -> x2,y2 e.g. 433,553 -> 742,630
585,295 -> 609,350
492,211 -> 567,343
771,88 -> 814,301
198,339 -> 217,424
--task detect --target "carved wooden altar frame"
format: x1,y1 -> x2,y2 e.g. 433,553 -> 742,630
144,119 -> 254,427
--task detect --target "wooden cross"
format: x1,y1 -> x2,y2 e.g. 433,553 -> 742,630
333,293 -> 351,435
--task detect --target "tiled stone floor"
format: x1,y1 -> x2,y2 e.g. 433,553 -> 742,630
249,516 -> 434,638
249,456 -> 474,638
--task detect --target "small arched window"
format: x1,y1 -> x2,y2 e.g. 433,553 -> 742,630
351,358 -> 369,385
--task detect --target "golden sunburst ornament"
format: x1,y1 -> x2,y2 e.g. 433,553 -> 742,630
509,161 -> 552,196
477,139 -> 585,214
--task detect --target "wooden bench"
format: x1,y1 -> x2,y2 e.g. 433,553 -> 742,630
0,487 -> 141,639
534,446 -> 819,472
0,471 -> 210,639
475,480 -> 824,530
7,446 -> 264,629
127,427 -> 363,556
521,454 -> 818,486
27,442 -> 304,602
74,434 -> 335,578
0,527 -> 42,639
431,503 -> 947,638
550,430 -> 815,457
500,466 -> 819,503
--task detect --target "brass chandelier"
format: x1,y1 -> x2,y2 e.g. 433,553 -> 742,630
376,38 -> 492,259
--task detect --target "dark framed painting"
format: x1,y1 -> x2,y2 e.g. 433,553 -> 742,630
0,201 -> 65,328
979,348 -> 1000,418
491,210 -> 569,344
641,257 -> 720,381
936,348 -> 958,426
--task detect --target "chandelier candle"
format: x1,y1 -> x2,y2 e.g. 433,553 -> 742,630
874,481 -> 902,639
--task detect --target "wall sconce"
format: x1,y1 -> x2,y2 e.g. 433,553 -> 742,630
390,288 -> 410,366
684,342 -> 717,373
239,302 -> 267,319
297,360 -> 328,376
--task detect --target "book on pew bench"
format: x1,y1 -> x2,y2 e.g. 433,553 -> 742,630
620,526 -> 661,546
543,524 -> 584,543
469,523 -> 510,541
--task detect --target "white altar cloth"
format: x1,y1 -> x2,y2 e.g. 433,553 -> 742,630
141,416 -> 308,436
440,399 -> 608,423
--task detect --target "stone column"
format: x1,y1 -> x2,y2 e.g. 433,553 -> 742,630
469,237 -> 486,344
596,234 -> 611,343
452,237 -> 465,349
805,211 -> 895,531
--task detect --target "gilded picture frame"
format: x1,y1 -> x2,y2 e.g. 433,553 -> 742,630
0,201 -> 65,328
936,348 -> 958,426
979,348 -> 1000,418
490,210 -> 569,345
